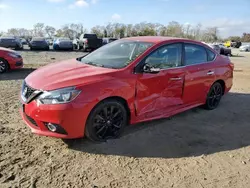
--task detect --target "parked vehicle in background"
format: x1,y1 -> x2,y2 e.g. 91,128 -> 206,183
46,39 -> 53,46
21,38 -> 28,45
224,41 -> 231,48
20,36 -> 234,141
208,44 -> 221,54
78,34 -> 103,52
239,45 -> 250,52
231,41 -> 242,48
102,38 -> 118,45
224,40 -> 242,48
0,37 -> 23,50
53,38 -> 73,51
219,44 -> 232,56
29,37 -> 50,50
0,47 -> 23,73
73,38 -> 79,50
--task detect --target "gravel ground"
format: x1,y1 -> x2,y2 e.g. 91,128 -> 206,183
0,48 -> 250,188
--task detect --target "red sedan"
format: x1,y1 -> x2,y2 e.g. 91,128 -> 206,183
20,37 -> 234,141
0,47 -> 23,73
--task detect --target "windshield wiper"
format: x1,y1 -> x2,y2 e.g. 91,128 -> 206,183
85,61 -> 104,67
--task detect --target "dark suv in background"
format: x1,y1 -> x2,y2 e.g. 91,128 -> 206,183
0,36 -> 23,50
29,37 -> 50,50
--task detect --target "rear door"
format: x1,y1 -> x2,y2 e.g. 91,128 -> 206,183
135,43 -> 185,118
183,43 -> 216,104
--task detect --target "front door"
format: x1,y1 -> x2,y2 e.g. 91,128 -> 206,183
135,43 -> 185,119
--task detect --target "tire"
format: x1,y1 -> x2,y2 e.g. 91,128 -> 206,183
54,44 -> 59,51
73,44 -> 78,50
0,58 -> 9,74
246,49 -> 249,52
85,100 -> 128,142
204,82 -> 223,110
220,49 -> 224,55
46,46 -> 50,51
15,45 -> 21,50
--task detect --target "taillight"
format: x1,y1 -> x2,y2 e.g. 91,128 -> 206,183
85,39 -> 88,44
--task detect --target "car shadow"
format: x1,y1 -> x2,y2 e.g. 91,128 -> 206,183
65,92 -> 250,158
231,55 -> 245,57
0,68 -> 36,81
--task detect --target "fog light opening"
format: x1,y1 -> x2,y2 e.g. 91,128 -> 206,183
47,123 -> 57,132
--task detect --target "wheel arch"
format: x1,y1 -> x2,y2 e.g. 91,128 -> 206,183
0,57 -> 10,71
214,79 -> 225,95
95,96 -> 131,124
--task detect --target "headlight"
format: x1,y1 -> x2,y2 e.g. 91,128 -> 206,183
36,87 -> 81,105
8,52 -> 20,58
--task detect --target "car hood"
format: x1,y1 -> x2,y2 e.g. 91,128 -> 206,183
0,47 -> 17,53
25,59 -> 118,91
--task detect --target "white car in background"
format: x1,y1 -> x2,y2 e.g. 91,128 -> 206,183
239,45 -> 250,52
53,38 -> 73,51
207,44 -> 221,54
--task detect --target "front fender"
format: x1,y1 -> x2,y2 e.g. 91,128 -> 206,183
75,76 -> 137,123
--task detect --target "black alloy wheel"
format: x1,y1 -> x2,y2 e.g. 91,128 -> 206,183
205,82 -> 223,110
0,58 -> 9,73
85,100 -> 127,142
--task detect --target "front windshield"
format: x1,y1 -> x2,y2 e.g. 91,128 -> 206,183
80,40 -> 153,69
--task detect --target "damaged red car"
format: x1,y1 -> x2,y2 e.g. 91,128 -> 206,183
20,37 -> 234,141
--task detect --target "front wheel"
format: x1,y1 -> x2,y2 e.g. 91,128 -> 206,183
204,82 -> 223,110
0,58 -> 9,73
85,100 -> 128,142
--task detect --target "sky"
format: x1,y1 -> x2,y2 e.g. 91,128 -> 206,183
0,0 -> 249,38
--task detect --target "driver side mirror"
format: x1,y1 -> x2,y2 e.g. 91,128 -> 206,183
143,63 -> 160,74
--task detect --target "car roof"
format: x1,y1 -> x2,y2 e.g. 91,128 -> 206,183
0,36 -> 15,39
123,36 -> 199,44
32,37 -> 46,41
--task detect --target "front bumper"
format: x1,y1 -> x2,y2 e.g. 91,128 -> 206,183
7,57 -> 23,70
20,100 -> 91,139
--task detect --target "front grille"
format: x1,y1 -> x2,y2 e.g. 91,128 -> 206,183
24,113 -> 38,126
22,82 -> 36,99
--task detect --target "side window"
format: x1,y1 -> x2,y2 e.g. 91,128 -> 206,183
206,49 -> 216,61
184,44 -> 207,65
145,43 -> 182,69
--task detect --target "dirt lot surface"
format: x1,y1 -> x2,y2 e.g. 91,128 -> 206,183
0,47 -> 250,188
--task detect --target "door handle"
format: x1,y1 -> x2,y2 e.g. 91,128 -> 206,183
207,71 -> 214,75
169,77 -> 182,81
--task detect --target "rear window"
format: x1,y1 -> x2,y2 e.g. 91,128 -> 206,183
206,49 -> 216,61
1,38 -> 15,42
58,38 -> 71,42
32,38 -> 46,41
84,34 -> 97,39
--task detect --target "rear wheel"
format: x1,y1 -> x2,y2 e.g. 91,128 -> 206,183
204,82 -> 223,110
73,44 -> 78,50
85,100 -> 128,142
246,49 -> 249,52
15,44 -> 21,50
54,44 -> 59,51
0,58 -> 9,74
